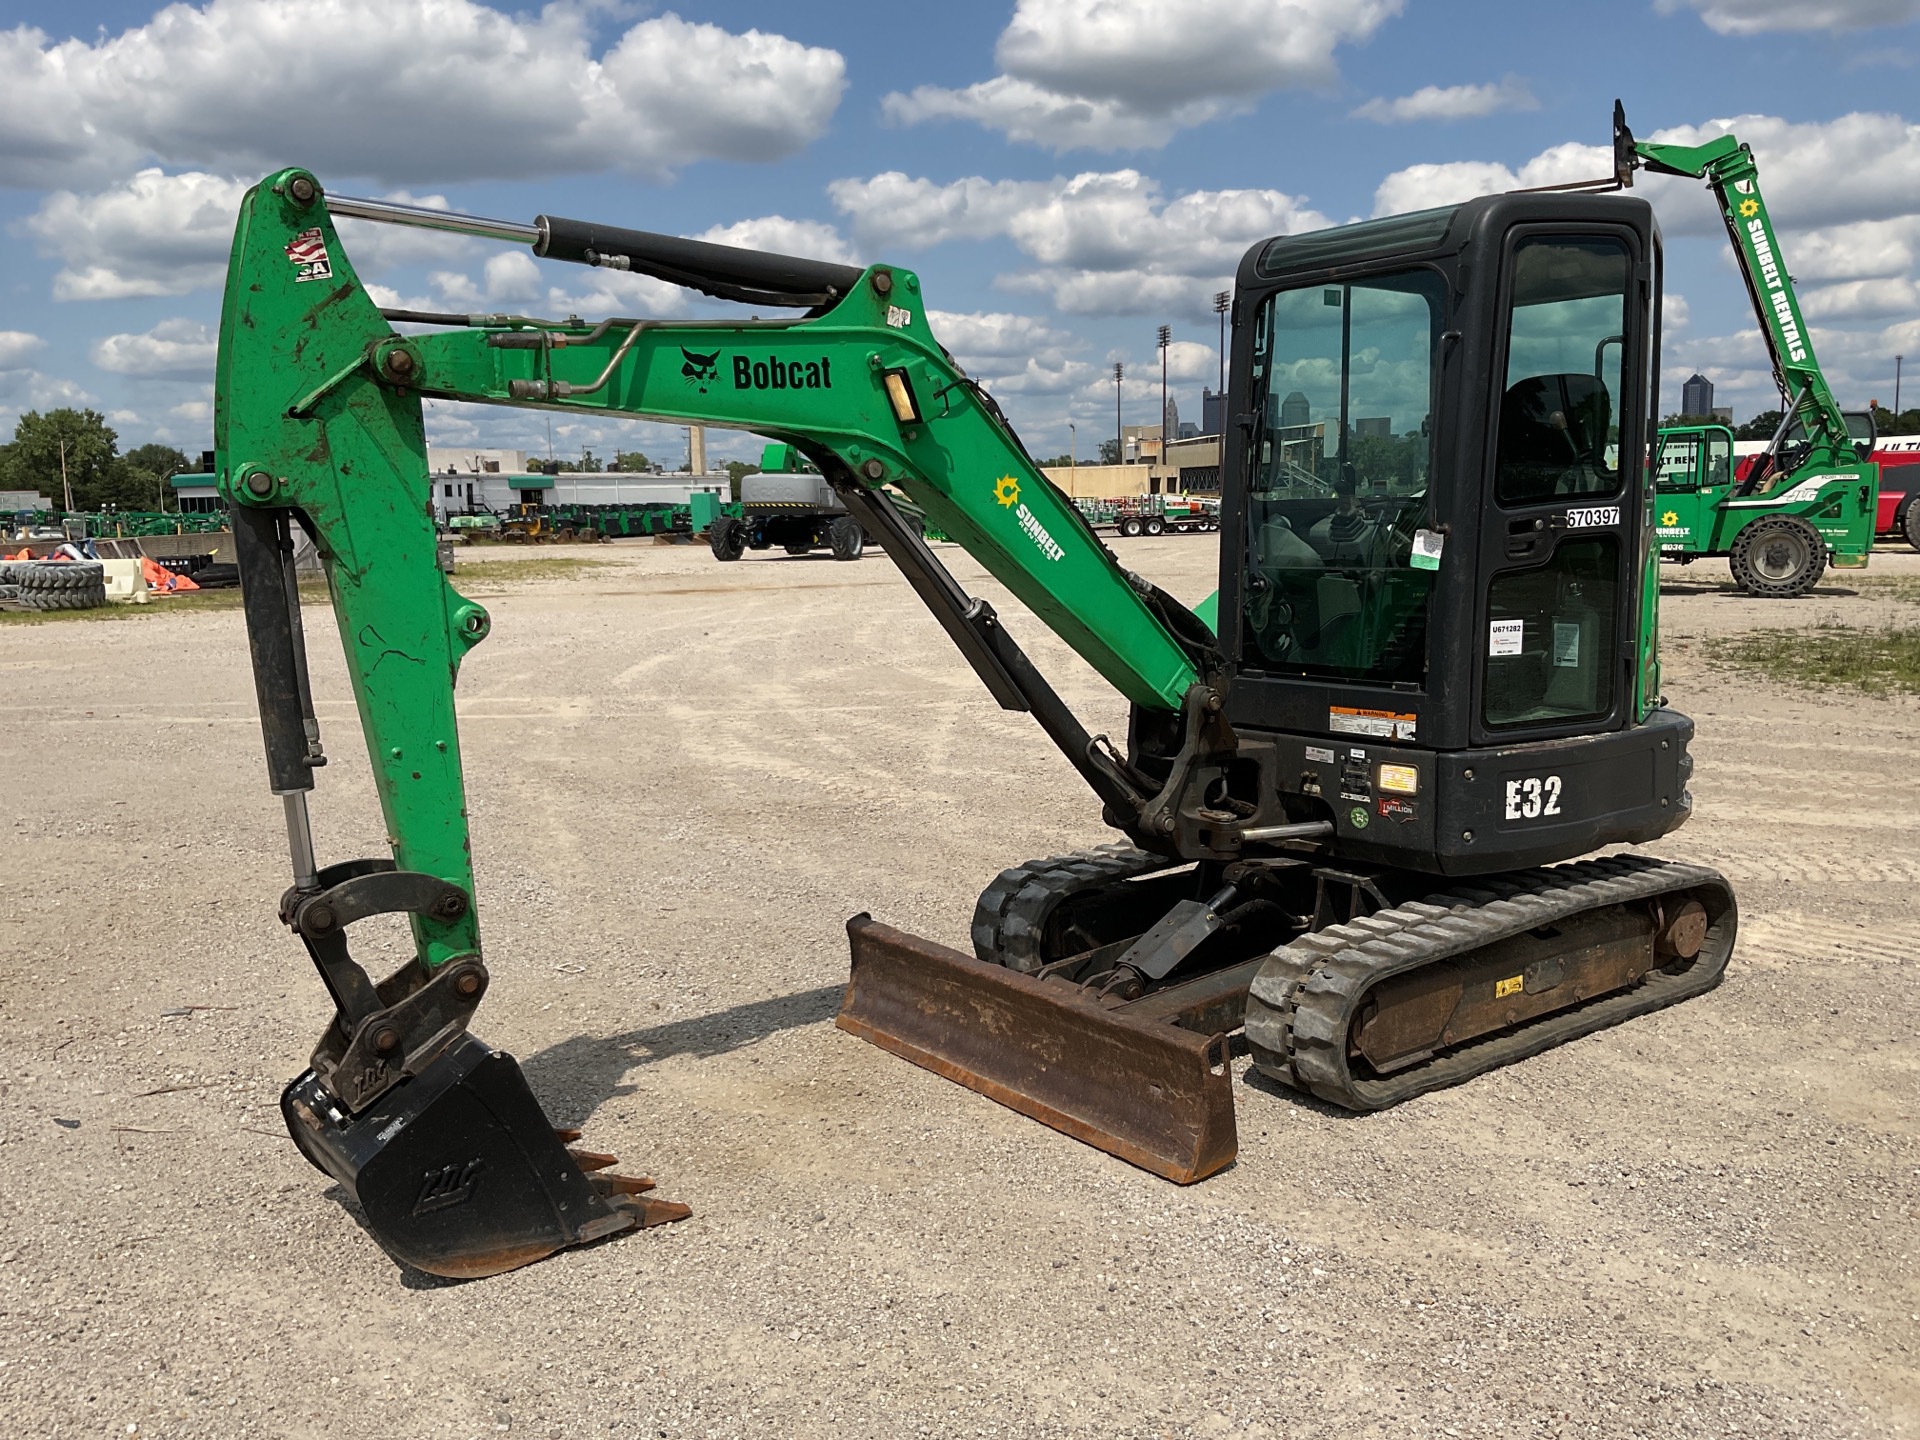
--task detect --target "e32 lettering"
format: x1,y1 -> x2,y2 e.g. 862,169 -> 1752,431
1504,774 -> 1563,820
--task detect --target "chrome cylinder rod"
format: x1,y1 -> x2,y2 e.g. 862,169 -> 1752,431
1238,820 -> 1335,844
282,791 -> 320,891
327,194 -> 538,247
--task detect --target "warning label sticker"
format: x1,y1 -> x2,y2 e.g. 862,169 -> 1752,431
1329,706 -> 1417,742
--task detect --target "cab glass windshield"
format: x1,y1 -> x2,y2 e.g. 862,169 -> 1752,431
1241,269 -> 1444,685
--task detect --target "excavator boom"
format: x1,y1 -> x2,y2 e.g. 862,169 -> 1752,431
219,171 -> 1216,1274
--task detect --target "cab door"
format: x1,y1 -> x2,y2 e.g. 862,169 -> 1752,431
1475,229 -> 1650,746
1653,427 -> 1706,554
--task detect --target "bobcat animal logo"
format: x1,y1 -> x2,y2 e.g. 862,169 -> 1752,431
681,347 -> 721,393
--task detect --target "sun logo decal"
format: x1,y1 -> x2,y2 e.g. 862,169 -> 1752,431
993,475 -> 1020,507
1662,510 -> 1680,526
1738,198 -> 1760,219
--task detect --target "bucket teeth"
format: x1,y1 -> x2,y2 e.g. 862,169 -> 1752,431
552,1127 -> 584,1143
635,1198 -> 694,1228
591,1172 -> 659,1196
568,1147 -> 621,1172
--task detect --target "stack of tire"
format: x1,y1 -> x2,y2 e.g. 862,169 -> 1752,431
0,560 -> 108,612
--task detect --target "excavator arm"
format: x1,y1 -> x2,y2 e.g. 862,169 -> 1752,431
216,170 -> 1212,1276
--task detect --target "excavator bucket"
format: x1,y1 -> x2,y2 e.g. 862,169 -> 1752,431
281,1032 -> 689,1279
837,917 -> 1238,1183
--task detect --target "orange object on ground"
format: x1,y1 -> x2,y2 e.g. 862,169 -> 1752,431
139,556 -> 200,592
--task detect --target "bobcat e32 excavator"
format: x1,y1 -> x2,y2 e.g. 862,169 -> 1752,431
218,108 -> 1735,1278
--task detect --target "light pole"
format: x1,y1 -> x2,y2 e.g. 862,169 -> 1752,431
1213,290 -> 1230,431
1156,325 -> 1171,475
1897,354 -> 1904,419
1113,362 -> 1124,465
1067,420 -> 1076,471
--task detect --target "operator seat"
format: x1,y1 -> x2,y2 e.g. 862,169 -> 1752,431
1497,374 -> 1611,505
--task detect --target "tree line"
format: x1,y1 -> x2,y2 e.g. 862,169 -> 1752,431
0,408 -> 189,512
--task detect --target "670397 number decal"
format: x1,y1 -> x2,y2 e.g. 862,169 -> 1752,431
1504,775 -> 1562,820
1566,506 -> 1620,528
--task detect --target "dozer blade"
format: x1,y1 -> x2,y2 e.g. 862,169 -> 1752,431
838,916 -> 1237,1183
281,1031 -> 688,1279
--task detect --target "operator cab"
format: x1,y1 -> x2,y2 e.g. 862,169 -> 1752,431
1223,193 -> 1656,753
1212,192 -> 1680,874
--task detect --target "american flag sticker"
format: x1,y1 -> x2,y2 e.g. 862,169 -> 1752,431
286,228 -> 333,283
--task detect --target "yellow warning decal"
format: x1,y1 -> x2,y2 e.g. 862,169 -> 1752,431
1494,975 -> 1524,999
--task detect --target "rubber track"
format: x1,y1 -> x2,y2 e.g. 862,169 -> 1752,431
1244,854 -> 1736,1111
970,844 -> 1173,972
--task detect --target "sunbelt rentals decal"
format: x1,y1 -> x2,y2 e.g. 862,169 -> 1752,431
994,475 -> 1064,562
1736,193 -> 1808,364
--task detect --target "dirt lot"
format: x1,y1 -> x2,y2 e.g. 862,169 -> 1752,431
1,536 -> 1915,1439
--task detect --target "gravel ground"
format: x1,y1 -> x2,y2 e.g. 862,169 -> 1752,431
0,535 -> 1915,1439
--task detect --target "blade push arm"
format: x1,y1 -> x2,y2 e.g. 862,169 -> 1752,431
1621,113 -> 1852,472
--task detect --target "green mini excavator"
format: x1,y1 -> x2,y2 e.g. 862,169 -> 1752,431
217,112 -> 1735,1279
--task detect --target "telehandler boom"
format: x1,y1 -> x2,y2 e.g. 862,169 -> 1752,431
218,125 -> 1734,1277
1617,104 -> 1881,595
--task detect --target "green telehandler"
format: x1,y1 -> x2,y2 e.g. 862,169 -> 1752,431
216,114 -> 1734,1279
1620,106 -> 1880,596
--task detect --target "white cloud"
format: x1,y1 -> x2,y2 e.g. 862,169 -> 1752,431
927,310 -> 1072,363
883,0 -> 1402,151
975,355 -> 1103,398
23,170 -> 482,301
0,2 -> 845,189
0,332 -> 44,370
1798,276 -> 1920,320
1638,113 -> 1920,232
0,370 -> 99,410
694,217 -> 859,267
1161,340 -> 1219,382
1369,112 -> 1920,328
993,0 -> 1399,107
826,174 -> 1056,251
835,169 -> 1327,317
1354,77 -> 1537,124
1371,143 -> 1611,215
91,319 -> 218,377
375,250 -> 692,322
1355,109 -> 1920,422
883,77 -> 1235,154
1664,293 -> 1691,331
1656,0 -> 1920,33
922,309 -> 1094,397
26,170 -> 245,300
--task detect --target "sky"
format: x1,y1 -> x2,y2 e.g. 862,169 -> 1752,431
3,0 -> 1919,471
